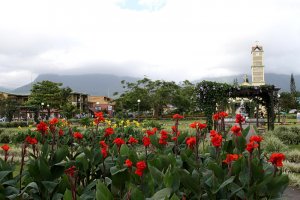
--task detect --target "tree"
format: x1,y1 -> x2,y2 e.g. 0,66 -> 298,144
233,78 -> 239,87
290,73 -> 296,95
0,98 -> 19,122
278,92 -> 297,112
27,81 -> 72,120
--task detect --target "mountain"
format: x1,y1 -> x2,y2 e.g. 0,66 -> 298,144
0,86 -> 11,93
194,73 -> 299,92
12,74 -> 139,96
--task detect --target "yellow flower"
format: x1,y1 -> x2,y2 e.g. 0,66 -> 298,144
113,124 -> 117,129
18,126 -> 22,129
28,125 -> 32,128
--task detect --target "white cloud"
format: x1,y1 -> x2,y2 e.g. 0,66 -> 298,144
0,0 -> 300,88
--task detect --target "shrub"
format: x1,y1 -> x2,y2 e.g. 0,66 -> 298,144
285,149 -> 300,163
283,161 -> 300,173
142,120 -> 163,130
288,173 -> 300,188
262,134 -> 288,153
272,126 -> 300,145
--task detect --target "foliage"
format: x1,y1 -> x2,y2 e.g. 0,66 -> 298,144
142,120 -> 163,130
261,133 -> 288,153
0,98 -> 19,122
114,78 -> 196,118
285,149 -> 300,163
279,92 -> 298,112
272,126 -> 300,145
290,73 -> 296,96
0,115 -> 289,199
0,121 -> 28,128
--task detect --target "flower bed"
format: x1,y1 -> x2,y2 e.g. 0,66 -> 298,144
0,112 -> 288,199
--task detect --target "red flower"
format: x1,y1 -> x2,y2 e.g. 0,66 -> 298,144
50,117 -> 59,125
231,125 -> 242,136
186,137 -> 196,149
101,148 -> 108,158
125,159 -> 133,168
235,114 -> 245,123
211,134 -> 222,147
250,135 -> 263,143
1,144 -> 10,152
198,123 -> 207,130
210,130 -> 218,137
223,154 -> 239,165
189,122 -> 198,128
99,140 -> 108,148
104,127 -> 114,137
128,136 -> 138,144
172,137 -> 178,141
113,138 -> 125,148
219,111 -> 228,118
142,136 -> 151,147
94,112 -> 105,121
269,153 -> 285,167
65,165 -> 76,177
36,121 -> 48,134
171,126 -> 177,132
173,114 -> 184,119
25,136 -> 38,145
135,161 -> 147,177
146,129 -> 155,136
246,141 -> 259,153
152,127 -> 158,133
59,129 -> 64,137
213,113 -> 220,121
73,132 -> 83,140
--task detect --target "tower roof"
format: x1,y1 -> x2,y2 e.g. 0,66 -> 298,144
251,41 -> 263,52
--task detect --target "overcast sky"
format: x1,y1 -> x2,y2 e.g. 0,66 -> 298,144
0,0 -> 300,88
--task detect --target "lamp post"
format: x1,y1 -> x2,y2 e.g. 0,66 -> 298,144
137,99 -> 141,122
40,102 -> 44,120
278,94 -> 281,123
47,104 -> 50,120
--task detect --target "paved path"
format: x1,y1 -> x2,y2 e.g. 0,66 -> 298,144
283,187 -> 300,200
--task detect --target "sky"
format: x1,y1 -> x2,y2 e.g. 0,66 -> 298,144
0,0 -> 300,88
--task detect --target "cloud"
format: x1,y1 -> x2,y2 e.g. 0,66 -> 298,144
0,0 -> 300,88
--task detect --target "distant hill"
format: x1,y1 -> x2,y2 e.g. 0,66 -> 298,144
10,73 -> 300,96
12,74 -> 139,96
195,73 -> 300,92
0,87 -> 11,93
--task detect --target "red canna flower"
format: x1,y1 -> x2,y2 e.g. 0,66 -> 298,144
37,121 -> 48,134
189,122 -> 198,128
198,123 -> 207,130
104,127 -> 114,137
231,125 -> 242,136
223,154 -> 239,165
173,114 -> 184,119
172,137 -> 178,141
73,132 -> 83,140
59,129 -> 64,137
213,113 -> 220,121
211,134 -> 222,147
268,153 -> 285,167
250,135 -> 263,143
65,165 -> 76,177
94,112 -> 105,123
219,111 -> 228,118
210,130 -> 218,137
235,114 -> 245,123
101,148 -> 108,158
49,117 -> 59,125
146,129 -> 155,137
186,137 -> 196,149
135,161 -> 147,176
246,141 -> 259,153
1,144 -> 10,152
142,136 -> 151,147
152,127 -> 158,133
128,136 -> 138,144
125,159 -> 133,168
99,140 -> 108,148
113,138 -> 125,148
25,136 -> 38,145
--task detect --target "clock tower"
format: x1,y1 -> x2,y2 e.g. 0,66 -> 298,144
251,42 -> 265,86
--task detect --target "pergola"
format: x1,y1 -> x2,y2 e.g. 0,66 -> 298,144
195,81 -> 280,130
228,85 -> 280,130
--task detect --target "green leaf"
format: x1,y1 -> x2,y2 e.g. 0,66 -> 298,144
52,146 -> 68,164
131,187 -> 145,200
170,194 -> 180,200
0,171 -> 11,182
208,162 -> 224,178
148,165 -> 163,184
63,189 -> 72,200
110,166 -> 127,176
164,167 -> 180,191
213,176 -> 235,194
150,188 -> 172,200
242,126 -> 250,138
96,181 -> 113,200
120,144 -> 130,156
41,181 -> 58,194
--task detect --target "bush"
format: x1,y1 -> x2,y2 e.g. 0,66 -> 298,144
0,128 -> 28,143
142,120 -> 163,130
285,149 -> 300,163
272,126 -> 300,145
262,134 -> 288,153
0,121 -> 28,128
283,161 -> 300,173
288,173 -> 300,188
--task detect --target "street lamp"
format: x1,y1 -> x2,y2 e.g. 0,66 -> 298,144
47,104 -> 50,120
278,94 -> 281,123
137,99 -> 141,122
